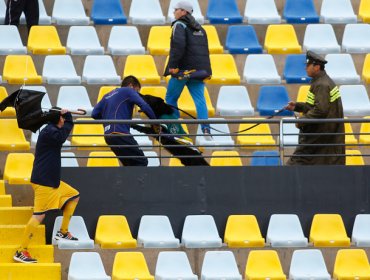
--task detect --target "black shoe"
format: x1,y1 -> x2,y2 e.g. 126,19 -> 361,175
13,250 -> 37,263
55,231 -> 78,241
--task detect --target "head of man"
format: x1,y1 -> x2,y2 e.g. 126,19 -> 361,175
305,51 -> 327,78
48,106 -> 67,128
173,1 -> 193,19
121,75 -> 141,92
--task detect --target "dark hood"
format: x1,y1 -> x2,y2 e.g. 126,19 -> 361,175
172,13 -> 201,31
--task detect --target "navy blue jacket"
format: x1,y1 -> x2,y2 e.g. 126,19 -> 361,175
31,112 -> 73,188
91,87 -> 156,134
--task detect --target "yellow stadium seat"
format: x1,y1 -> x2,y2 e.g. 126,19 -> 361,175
237,118 -> 276,149
309,214 -> 350,247
0,87 -> 16,117
3,153 -> 34,184
95,215 -> 137,249
123,55 -> 161,84
203,25 -> 224,54
245,250 -> 286,280
0,245 -> 54,263
344,119 -> 358,147
362,53 -> 370,83
0,263 -> 61,280
265,24 -> 301,54
359,0 -> 370,23
359,116 -> 370,144
141,86 -> 166,99
297,85 -> 310,103
168,158 -> 185,166
178,86 -> 215,117
334,249 -> 370,280
346,150 -> 365,165
210,151 -> 243,166
147,26 -> 171,55
87,151 -> 120,167
0,207 -> 33,224
0,180 -> 5,195
97,86 -> 119,103
224,215 -> 265,248
0,224 -> 45,245
27,25 -> 66,55
3,55 -> 42,84
112,252 -> 154,280
208,54 -> 240,84
0,195 -> 11,207
0,119 -> 30,151
71,118 -> 108,151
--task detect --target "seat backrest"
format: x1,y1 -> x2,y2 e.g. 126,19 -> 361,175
71,118 -> 107,150
250,150 -> 280,166
210,151 -> 242,166
352,214 -> 370,245
67,26 -> 104,55
201,251 -> 242,280
82,55 -> 121,85
264,24 -> 301,54
155,251 -> 197,279
339,85 -> 370,116
243,54 -> 281,84
203,25 -> 224,54
0,25 -> 27,55
129,0 -> 165,24
303,24 -> 340,54
195,118 -> 235,149
208,54 -> 240,84
359,0 -> 370,23
325,54 -> 360,84
69,252 -> 110,280
3,153 -> 34,184
283,54 -> 311,84
123,55 -> 160,84
52,0 -> 89,25
0,119 -> 30,151
346,150 -> 365,165
107,26 -> 145,55
334,249 -> 370,278
257,86 -> 293,116
42,55 -> 80,84
87,151 -> 120,167
320,0 -> 357,23
216,85 -> 254,117
147,26 -> 171,55
225,25 -> 262,54
3,55 -> 42,84
61,152 -> 79,167
289,249 -> 330,279
206,0 -> 242,24
0,87 -> 16,117
57,86 -> 92,115
245,250 -> 286,278
113,252 -> 154,280
91,0 -> 127,24
283,0 -> 319,23
244,0 -> 281,24
342,24 -> 370,53
27,25 -> 66,55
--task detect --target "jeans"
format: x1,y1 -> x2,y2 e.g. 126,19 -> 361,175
165,77 -> 210,131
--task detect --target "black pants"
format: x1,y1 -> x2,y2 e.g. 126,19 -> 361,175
5,0 -> 39,31
105,134 -> 148,166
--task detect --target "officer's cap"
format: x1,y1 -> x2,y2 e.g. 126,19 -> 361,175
306,51 -> 327,66
174,1 -> 193,14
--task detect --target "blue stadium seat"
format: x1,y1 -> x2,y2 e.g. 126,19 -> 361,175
283,0 -> 319,23
257,86 -> 293,116
250,151 -> 281,166
225,25 -> 262,54
206,0 -> 243,24
91,0 -> 127,24
283,54 -> 311,84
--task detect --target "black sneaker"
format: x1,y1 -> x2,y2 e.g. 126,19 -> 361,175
13,250 -> 37,263
55,231 -> 78,241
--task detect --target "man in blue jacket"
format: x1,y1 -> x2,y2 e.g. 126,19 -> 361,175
92,75 -> 157,166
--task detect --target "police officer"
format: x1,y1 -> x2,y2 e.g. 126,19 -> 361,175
285,51 -> 345,165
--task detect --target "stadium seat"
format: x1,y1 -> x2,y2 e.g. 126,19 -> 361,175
201,251 -> 242,280
0,180 -> 4,195
66,26 -> 104,55
61,152 -> 79,167
42,55 -> 81,84
210,150 -> 243,166
177,86 -> 215,117
147,26 -> 171,55
360,116 -> 370,145
333,249 -> 370,279
320,0 -> 357,23
27,25 -> 66,55
244,0 -> 281,24
167,0 -> 204,23
155,251 -> 198,280
0,0 -> 4,24
82,55 -> 121,85
201,25 -> 223,54
208,54 -> 240,84
112,252 -> 154,280
250,150 -> 281,166
168,158 -> 184,166
362,53 -> 370,83
0,196 -> 11,207
344,120 -> 358,147
130,122 -> 153,150
20,0 -> 51,25
359,0 -> 370,23
56,86 -> 93,115
243,54 -> 281,84
352,214 -> 370,246
195,120 -> 235,150
303,24 -> 341,54
309,214 -> 350,247
216,86 -> 254,117
129,0 -> 165,24
0,119 -> 30,151
0,224 -> 45,245
346,150 -> 365,165
0,87 -> 15,117
340,85 -> 370,116
264,24 -> 302,54
52,0 -> 90,25
87,151 -> 120,167
52,216 -> 94,249
266,214 -> 308,247
0,263 -> 61,280
3,55 -> 42,84
21,85 -> 52,108
144,151 -> 160,167
342,24 -> 370,53
283,54 -> 311,84
0,25 -> 27,54
123,55 -> 161,84
297,85 -> 310,103
71,118 -> 107,150
137,215 -> 180,248
289,249 -> 331,280
97,86 -> 119,103
224,215 -> 265,248
91,0 -> 127,24
3,153 -> 34,184
325,54 -> 361,84
237,119 -> 276,149
206,0 -> 242,24
256,86 -> 294,116
107,26 -> 145,55
280,119 -> 299,147
245,250 -> 286,280
283,0 -> 319,23
225,25 -> 262,54
95,215 -> 137,249
182,215 -> 222,248
68,252 -> 110,280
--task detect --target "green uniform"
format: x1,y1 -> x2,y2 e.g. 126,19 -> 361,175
288,70 -> 345,165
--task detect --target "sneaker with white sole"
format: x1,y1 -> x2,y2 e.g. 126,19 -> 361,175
55,231 -> 78,241
13,250 -> 37,263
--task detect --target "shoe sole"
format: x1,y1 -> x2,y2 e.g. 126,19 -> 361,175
13,256 -> 37,263
54,236 -> 78,241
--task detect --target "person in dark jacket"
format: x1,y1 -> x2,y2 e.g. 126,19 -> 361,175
14,108 -> 80,263
285,51 -> 345,165
92,76 -> 157,166
164,1 -> 212,139
5,0 -> 39,32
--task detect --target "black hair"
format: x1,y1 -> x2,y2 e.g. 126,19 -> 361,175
121,75 -> 141,89
48,106 -> 62,124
